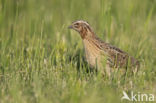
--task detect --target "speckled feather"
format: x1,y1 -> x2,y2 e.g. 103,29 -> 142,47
69,20 -> 140,72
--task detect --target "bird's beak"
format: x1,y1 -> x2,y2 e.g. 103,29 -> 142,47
68,25 -> 73,29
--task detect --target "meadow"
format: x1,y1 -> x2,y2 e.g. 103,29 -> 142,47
0,0 -> 156,103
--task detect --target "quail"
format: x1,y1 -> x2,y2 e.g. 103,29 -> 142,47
68,20 -> 139,75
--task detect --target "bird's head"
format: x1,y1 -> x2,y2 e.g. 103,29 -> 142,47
68,20 -> 94,39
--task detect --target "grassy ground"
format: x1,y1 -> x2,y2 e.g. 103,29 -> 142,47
0,0 -> 156,103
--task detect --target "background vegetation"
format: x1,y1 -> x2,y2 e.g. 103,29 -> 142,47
0,0 -> 156,103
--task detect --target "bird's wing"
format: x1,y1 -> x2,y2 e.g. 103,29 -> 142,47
94,36 -> 139,68
105,44 -> 129,68
100,42 -> 137,68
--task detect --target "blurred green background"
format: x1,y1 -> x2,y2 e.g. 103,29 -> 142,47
0,0 -> 156,103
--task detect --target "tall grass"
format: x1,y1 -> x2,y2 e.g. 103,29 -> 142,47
0,0 -> 156,103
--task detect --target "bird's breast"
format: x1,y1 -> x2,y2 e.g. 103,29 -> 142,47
83,39 -> 103,67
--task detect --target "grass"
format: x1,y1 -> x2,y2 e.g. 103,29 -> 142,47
0,0 -> 156,103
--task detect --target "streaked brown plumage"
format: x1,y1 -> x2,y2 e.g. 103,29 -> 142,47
68,20 -> 139,75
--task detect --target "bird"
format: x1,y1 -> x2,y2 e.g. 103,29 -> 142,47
68,20 -> 140,76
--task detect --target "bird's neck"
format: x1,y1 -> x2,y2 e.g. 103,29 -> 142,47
79,25 -> 95,39
82,31 -> 102,51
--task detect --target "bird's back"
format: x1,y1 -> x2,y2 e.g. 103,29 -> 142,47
93,36 -> 140,70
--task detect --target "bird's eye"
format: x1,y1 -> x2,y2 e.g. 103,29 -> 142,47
74,23 -> 79,25
74,23 -> 79,28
